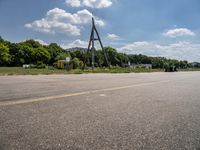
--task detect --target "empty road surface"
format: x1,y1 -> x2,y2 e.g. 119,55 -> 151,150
0,72 -> 200,150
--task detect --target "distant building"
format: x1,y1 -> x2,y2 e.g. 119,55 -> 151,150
57,60 -> 66,69
22,64 -> 34,68
23,64 -> 30,68
131,64 -> 152,69
191,62 -> 200,68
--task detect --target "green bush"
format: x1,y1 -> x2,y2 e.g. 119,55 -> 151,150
70,58 -> 83,69
36,61 -> 46,69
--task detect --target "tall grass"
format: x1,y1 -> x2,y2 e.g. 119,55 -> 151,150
0,67 -> 164,75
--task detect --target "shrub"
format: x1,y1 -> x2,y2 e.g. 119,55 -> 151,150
70,58 -> 83,69
36,61 -> 46,69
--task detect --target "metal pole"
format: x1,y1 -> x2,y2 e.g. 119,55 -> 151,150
83,17 -> 110,70
91,28 -> 95,69
93,27 -> 110,67
83,20 -> 93,70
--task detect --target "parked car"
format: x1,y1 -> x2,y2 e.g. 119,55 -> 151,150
165,66 -> 177,72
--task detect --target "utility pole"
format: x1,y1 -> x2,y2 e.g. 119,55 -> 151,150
83,17 -> 110,69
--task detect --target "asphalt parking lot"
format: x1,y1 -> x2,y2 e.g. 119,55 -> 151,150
0,72 -> 200,149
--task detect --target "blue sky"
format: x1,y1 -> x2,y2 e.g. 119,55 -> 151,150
0,0 -> 200,62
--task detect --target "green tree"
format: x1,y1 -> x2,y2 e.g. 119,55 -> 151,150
18,44 -> 35,64
151,57 -> 165,68
70,57 -> 83,69
55,53 -> 70,61
117,53 -> 129,67
70,50 -> 86,62
47,43 -> 65,64
0,36 -> 4,44
95,50 -> 105,67
0,43 -> 11,66
33,47 -> 51,64
23,40 -> 42,48
9,41 -> 42,66
179,60 -> 188,68
105,47 -> 120,66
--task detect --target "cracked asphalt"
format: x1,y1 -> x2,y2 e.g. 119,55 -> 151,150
0,72 -> 200,150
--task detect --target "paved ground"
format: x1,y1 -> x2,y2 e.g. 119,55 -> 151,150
0,72 -> 200,150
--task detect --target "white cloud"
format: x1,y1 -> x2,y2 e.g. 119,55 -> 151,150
65,0 -> 81,7
61,39 -> 88,48
66,0 -> 113,8
107,33 -> 120,41
163,28 -> 195,38
119,41 -> 200,62
25,8 -> 105,36
83,0 -> 112,8
35,39 -> 48,45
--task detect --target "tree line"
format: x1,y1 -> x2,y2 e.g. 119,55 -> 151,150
0,36 -> 199,69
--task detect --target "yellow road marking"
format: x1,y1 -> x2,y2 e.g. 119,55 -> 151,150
0,80 -> 169,107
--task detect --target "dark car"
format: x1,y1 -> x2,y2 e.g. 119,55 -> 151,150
165,66 -> 178,72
